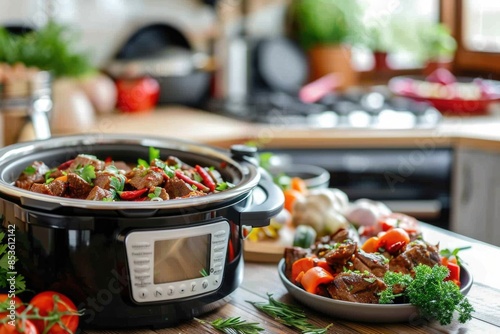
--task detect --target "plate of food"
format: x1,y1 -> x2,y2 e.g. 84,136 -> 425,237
388,69 -> 500,115
278,224 -> 473,324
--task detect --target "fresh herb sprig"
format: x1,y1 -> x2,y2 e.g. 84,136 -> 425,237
379,264 -> 474,325
74,164 -> 96,184
248,293 -> 332,334
440,246 -> 471,266
196,316 -> 264,334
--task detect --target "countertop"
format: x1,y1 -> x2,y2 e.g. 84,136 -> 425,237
42,106 -> 500,152
79,223 -> 500,334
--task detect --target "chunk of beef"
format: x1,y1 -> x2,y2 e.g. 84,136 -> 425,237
111,161 -> 131,173
128,168 -> 164,190
331,227 -> 360,244
326,272 -> 387,304
322,241 -> 357,270
283,247 -> 309,281
67,173 -> 94,199
147,187 -> 169,201
164,177 -> 194,198
86,186 -> 113,201
15,161 -> 50,190
48,180 -> 67,197
350,250 -> 388,278
389,241 -> 441,275
165,156 -> 191,169
29,183 -> 53,195
68,154 -> 105,172
93,171 -> 115,190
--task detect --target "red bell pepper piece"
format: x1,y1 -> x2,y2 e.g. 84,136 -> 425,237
119,188 -> 148,200
441,257 -> 461,287
195,165 -> 216,192
175,171 -> 209,192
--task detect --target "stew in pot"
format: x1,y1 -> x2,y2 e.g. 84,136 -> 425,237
14,147 -> 234,201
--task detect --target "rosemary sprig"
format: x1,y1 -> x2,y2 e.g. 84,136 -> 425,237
195,316 -> 264,334
247,293 -> 332,334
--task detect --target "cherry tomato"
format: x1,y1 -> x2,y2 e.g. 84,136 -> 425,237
377,227 -> 410,254
29,291 -> 79,334
115,76 -> 160,112
0,319 -> 38,334
378,213 -> 420,235
0,294 -> 25,318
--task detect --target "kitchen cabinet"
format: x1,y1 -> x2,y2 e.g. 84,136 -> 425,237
451,148 -> 500,246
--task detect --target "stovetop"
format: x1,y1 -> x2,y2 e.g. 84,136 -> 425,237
206,86 -> 442,130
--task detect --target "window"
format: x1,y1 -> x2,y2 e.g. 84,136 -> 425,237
462,0 -> 500,53
354,0 -> 440,71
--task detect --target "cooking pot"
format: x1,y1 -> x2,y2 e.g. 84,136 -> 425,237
0,134 -> 284,329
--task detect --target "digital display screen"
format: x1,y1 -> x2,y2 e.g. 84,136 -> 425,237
153,234 -> 211,284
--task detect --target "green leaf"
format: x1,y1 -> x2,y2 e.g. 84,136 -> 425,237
23,165 -> 37,175
149,147 -> 160,162
0,22 -> 93,77
216,182 -> 235,191
75,164 -> 96,184
137,158 -> 149,168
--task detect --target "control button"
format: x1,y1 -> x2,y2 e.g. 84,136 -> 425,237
202,280 -> 209,289
131,242 -> 151,248
214,252 -> 224,260
138,288 -> 148,299
190,282 -> 197,292
134,281 -> 152,287
133,257 -> 150,265
179,284 -> 186,294
133,265 -> 150,273
213,245 -> 225,252
213,277 -> 220,286
135,275 -> 151,281
131,251 -> 153,256
154,287 -> 163,298
167,286 -> 175,296
214,230 -> 226,238
214,265 -> 223,272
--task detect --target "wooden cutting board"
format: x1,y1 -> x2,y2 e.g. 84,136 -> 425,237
243,226 -> 295,263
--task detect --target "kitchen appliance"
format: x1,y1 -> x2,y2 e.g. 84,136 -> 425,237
0,134 -> 283,328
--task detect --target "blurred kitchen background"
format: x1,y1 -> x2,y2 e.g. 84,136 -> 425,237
1,1 -> 499,126
1,0 -> 500,244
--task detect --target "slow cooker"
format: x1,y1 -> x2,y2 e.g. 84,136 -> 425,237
0,134 -> 284,328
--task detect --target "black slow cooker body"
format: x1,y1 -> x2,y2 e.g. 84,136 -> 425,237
0,135 -> 284,329
1,199 -> 247,328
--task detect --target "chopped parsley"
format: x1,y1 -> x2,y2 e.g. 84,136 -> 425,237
74,164 -> 96,184
216,181 -> 235,191
23,165 -> 37,175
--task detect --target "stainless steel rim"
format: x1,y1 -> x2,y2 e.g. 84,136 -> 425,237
0,133 -> 260,210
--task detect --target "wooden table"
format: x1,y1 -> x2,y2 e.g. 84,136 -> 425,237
82,223 -> 500,334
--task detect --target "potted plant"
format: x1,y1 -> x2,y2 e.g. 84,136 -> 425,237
363,24 -> 395,71
288,0 -> 363,89
0,22 -> 117,136
418,23 -> 457,75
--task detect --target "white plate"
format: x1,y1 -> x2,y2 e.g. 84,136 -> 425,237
278,258 -> 473,323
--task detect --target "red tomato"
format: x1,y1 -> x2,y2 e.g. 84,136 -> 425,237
0,320 -> 38,334
115,76 -> 160,112
378,213 -> 420,235
377,228 -> 411,254
0,294 -> 26,317
29,291 -> 79,334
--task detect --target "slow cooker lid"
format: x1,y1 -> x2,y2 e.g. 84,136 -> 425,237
0,134 -> 260,211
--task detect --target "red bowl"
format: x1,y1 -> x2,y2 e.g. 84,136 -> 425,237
389,76 -> 500,115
